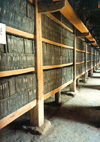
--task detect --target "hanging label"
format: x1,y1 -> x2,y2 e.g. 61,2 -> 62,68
0,23 -> 6,44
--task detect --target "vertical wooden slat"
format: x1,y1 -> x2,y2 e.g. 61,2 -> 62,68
82,43 -> 87,82
30,0 -> 44,127
70,29 -> 76,92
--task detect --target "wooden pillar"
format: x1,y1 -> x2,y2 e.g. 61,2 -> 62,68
96,50 -> 98,70
70,29 -> 76,92
82,44 -> 88,82
89,46 -> 93,77
55,92 -> 61,104
30,0 -> 44,127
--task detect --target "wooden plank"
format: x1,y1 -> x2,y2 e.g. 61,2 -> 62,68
43,63 -> 73,70
76,49 -> 85,53
70,29 -> 76,92
6,26 -> 35,39
0,68 -> 35,78
46,13 -> 73,33
76,32 -> 89,37
42,38 -> 73,49
86,44 -> 87,73
76,61 -> 85,65
60,0 -> 98,47
60,0 -> 89,33
98,0 -> 100,8
78,37 -> 85,42
38,0 -> 65,13
44,80 -> 73,100
0,100 -> 36,130
30,0 -> 44,127
76,72 -> 85,79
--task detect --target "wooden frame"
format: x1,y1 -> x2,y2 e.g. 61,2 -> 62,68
76,61 -> 85,65
42,38 -> 73,49
0,68 -> 35,78
0,0 -> 100,130
30,0 -> 44,127
43,63 -> 73,70
6,26 -> 35,39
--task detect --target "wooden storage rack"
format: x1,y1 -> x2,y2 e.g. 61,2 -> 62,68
0,0 -> 100,130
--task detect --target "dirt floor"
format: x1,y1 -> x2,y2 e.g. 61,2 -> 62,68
0,69 -> 100,142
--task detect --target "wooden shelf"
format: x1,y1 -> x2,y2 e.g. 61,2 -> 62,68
6,26 -> 35,39
76,61 -> 85,64
76,72 -> 85,79
44,80 -> 73,100
43,63 -> 73,70
42,38 -> 73,49
0,68 -> 35,78
76,49 -> 85,53
0,99 -> 36,130
46,13 -> 73,33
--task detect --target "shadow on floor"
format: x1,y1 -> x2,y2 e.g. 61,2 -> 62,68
91,76 -> 100,78
79,85 -> 100,90
45,104 -> 100,128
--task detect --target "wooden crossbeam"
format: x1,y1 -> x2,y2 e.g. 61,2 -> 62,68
0,68 -> 35,78
43,63 -> 73,70
76,32 -> 89,37
6,26 -> 34,39
60,0 -> 98,47
98,0 -> 100,8
30,0 -> 44,127
38,0 -> 65,13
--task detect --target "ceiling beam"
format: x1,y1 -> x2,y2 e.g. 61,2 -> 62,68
76,32 -> 89,37
60,0 -> 98,47
38,0 -> 65,13
98,0 -> 100,8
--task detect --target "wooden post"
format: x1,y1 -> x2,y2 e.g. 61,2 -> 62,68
55,92 -> 61,104
96,50 -> 98,70
70,29 -> 76,92
82,44 -> 87,82
55,14 -> 62,103
30,0 -> 44,127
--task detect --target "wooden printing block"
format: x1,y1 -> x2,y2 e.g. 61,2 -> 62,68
23,90 -> 28,105
0,53 -> 8,71
24,39 -> 33,54
16,93 -> 22,109
9,95 -> 16,113
2,79 -> 9,99
13,54 -> 20,69
0,83 -> 3,100
7,35 -> 14,53
0,98 -> 8,119
15,75 -> 23,93
27,1 -> 34,19
28,88 -> 35,102
20,0 -> 27,16
17,37 -> 24,53
0,44 -> 5,53
9,77 -> 16,96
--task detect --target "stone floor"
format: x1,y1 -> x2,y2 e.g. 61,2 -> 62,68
1,69 -> 100,142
